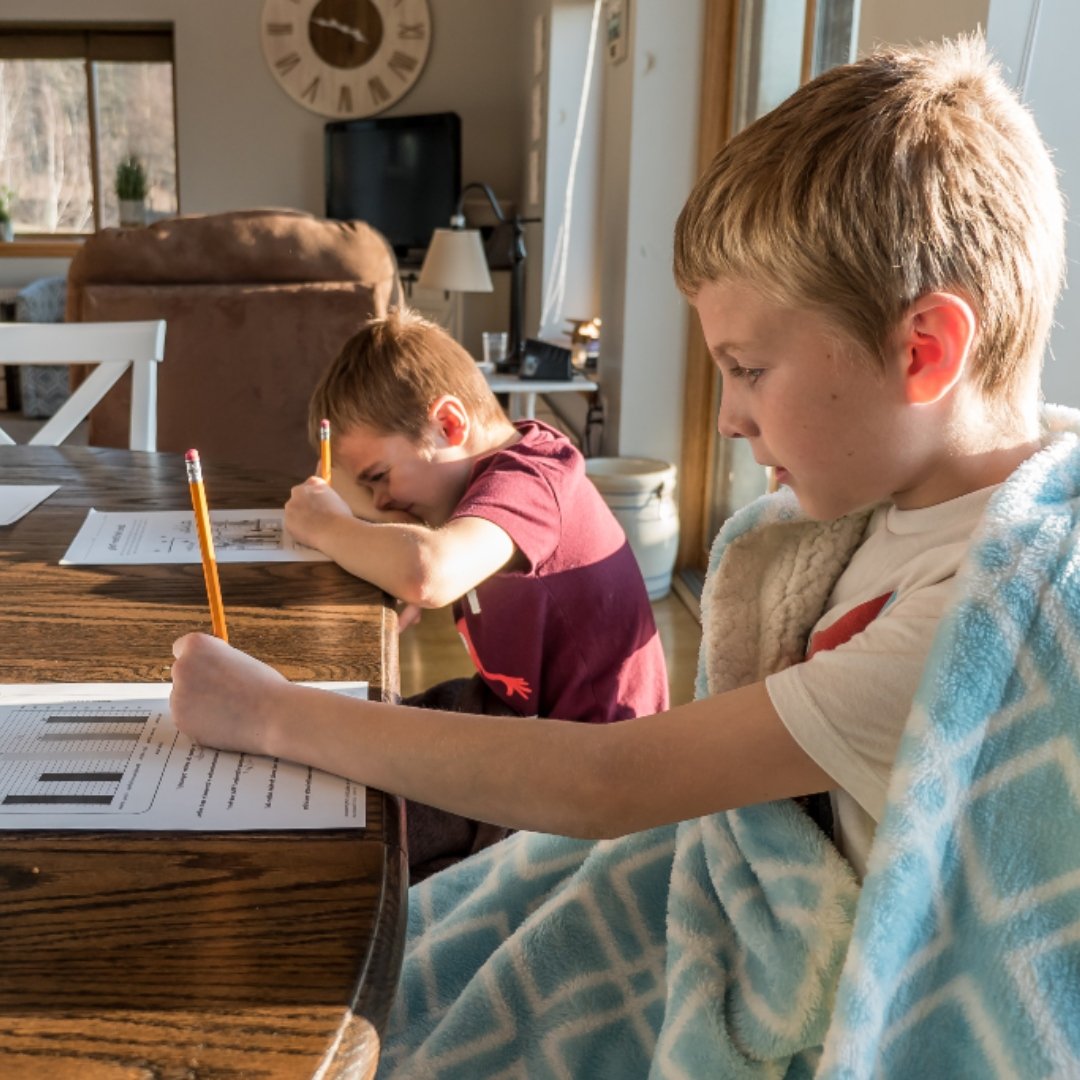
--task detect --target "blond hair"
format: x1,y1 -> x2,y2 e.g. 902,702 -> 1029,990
309,308 -> 506,445
674,36 -> 1065,399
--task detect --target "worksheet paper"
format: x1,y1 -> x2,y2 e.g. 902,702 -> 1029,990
60,507 -> 331,565
0,484 -> 59,526
0,682 -> 366,830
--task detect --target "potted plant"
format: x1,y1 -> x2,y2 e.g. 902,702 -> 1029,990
0,187 -> 15,242
115,154 -> 148,227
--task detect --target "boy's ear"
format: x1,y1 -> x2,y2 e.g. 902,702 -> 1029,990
428,395 -> 471,448
896,291 -> 977,405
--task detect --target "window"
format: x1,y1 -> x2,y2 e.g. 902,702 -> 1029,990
0,24 -> 178,236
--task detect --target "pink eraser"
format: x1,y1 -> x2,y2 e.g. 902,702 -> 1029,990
185,449 -> 200,462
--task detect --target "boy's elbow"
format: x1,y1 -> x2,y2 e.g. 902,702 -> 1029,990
395,575 -> 443,608
418,580 -> 462,609
397,554 -> 458,609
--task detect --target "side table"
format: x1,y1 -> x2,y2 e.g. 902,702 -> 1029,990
483,372 -> 599,421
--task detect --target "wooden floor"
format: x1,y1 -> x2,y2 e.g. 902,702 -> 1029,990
0,409 -> 87,444
399,591 -> 701,707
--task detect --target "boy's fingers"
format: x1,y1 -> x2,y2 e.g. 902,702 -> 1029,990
172,631 -> 219,660
172,633 -> 195,659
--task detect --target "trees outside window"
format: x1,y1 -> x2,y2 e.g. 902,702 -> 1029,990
0,25 -> 178,236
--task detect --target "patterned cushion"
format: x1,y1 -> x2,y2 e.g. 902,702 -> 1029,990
14,276 -> 69,418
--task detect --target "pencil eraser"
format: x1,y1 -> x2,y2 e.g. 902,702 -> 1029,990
185,449 -> 200,462
320,419 -> 330,432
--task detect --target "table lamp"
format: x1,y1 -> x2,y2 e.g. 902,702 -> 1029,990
418,181 -> 539,372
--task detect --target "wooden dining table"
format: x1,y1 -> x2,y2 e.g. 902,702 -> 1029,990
0,445 -> 407,1080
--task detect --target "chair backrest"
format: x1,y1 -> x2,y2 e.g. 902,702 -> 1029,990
65,210 -> 401,478
0,320 -> 166,450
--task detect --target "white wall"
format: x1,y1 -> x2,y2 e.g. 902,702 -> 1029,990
508,0 -> 701,466
596,0 -> 704,465
0,257 -> 68,291
537,1 -> 603,341
858,0 -> 989,52
987,0 -> 1080,408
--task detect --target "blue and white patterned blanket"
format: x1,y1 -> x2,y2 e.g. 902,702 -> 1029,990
379,406 -> 1080,1078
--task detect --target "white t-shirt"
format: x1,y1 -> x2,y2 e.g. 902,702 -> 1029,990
765,485 -> 997,878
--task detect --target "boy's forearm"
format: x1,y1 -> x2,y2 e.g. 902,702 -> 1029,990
259,681 -> 832,838
169,633 -> 829,837
319,515 -> 514,609
267,688 -> 628,838
318,516 -> 430,602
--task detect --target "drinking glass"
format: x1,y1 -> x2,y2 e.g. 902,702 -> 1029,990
481,331 -> 509,366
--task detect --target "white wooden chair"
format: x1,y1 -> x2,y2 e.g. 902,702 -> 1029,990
0,320 -> 166,451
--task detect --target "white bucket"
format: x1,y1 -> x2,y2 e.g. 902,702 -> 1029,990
585,457 -> 679,600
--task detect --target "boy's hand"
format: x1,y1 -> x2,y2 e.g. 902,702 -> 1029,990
169,632 -> 295,757
284,476 -> 355,549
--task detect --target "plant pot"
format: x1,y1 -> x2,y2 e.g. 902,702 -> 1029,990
118,199 -> 146,228
0,220 -> 12,242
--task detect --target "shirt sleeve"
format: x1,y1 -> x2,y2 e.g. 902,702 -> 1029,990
450,458 -> 561,572
764,578 -> 956,820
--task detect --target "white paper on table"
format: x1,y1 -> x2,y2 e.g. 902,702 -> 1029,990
60,508 -> 331,565
0,682 -> 367,830
0,485 -> 59,526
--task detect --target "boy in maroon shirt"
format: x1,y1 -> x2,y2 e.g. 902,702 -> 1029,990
283,308 -> 668,875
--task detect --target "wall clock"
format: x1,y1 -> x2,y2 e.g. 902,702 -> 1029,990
261,0 -> 432,119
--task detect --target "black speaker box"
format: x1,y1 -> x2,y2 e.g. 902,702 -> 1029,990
519,338 -> 573,381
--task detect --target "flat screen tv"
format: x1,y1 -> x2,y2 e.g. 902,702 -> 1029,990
325,111 -> 461,267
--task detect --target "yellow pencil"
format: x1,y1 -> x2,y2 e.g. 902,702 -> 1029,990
185,448 -> 228,642
319,418 -> 332,482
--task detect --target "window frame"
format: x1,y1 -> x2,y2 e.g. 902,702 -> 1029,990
675,0 -> 738,588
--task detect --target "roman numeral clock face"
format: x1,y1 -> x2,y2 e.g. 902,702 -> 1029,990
261,0 -> 432,118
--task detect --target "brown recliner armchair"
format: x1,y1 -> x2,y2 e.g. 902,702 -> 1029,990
66,209 -> 401,480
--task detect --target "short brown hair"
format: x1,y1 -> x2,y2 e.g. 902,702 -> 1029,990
674,36 -> 1065,400
309,308 -> 506,445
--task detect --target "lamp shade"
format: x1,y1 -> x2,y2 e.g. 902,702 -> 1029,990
418,228 -> 493,292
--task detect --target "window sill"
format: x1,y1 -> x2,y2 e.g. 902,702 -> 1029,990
0,240 -> 83,259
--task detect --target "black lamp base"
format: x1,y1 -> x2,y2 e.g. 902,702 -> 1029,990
494,339 -> 524,375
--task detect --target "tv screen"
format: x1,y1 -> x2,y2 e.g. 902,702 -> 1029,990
325,112 -> 461,267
